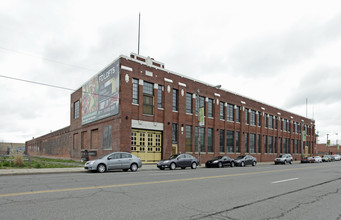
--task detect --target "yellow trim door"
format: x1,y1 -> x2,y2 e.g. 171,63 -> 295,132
131,129 -> 162,163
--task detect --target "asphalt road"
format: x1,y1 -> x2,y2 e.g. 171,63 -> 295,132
0,162 -> 340,220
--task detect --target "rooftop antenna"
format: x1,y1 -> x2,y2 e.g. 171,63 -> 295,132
138,13 -> 141,55
306,98 -> 308,118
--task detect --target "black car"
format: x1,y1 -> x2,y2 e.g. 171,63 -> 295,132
234,155 -> 257,167
205,156 -> 235,168
157,154 -> 199,170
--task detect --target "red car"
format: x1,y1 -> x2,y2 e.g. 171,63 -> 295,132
301,157 -> 315,163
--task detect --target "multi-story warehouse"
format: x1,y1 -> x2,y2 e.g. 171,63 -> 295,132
26,53 -> 316,163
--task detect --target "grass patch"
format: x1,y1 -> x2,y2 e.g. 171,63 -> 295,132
0,156 -> 83,169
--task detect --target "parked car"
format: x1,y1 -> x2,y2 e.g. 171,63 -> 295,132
313,156 -> 322,163
157,154 -> 199,170
84,152 -> 142,173
332,155 -> 341,161
322,155 -> 331,162
301,157 -> 315,163
234,155 -> 257,167
274,154 -> 293,165
206,156 -> 235,168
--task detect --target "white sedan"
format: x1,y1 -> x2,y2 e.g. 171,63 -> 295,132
313,156 -> 322,163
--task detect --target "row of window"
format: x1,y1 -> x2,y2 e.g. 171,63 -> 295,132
131,78 -> 313,135
179,125 -> 311,154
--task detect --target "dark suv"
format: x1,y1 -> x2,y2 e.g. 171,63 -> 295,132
157,154 -> 199,170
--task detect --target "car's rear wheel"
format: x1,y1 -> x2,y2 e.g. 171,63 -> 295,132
159,167 -> 165,170
191,162 -> 197,169
130,163 -> 138,172
170,163 -> 176,170
252,161 -> 256,166
123,169 -> 128,172
218,162 -> 223,168
230,161 -> 235,167
241,161 -> 245,167
97,164 -> 106,173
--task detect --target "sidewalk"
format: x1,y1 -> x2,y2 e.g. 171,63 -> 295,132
0,161 -> 288,176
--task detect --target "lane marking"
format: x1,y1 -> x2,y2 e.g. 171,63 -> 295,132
272,178 -> 299,184
0,166 -> 322,198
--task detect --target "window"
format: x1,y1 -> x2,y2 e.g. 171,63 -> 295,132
236,106 -> 241,122
102,126 -> 112,150
186,93 -> 193,114
283,138 -> 287,153
257,134 -> 261,153
74,100 -> 79,119
132,78 -> 139,104
264,135 -> 268,153
227,104 -> 234,121
265,114 -> 268,128
275,116 -> 278,129
257,112 -> 261,126
157,85 -> 163,108
250,110 -> 256,126
274,137 -> 277,153
268,136 -> 273,153
245,133 -> 249,153
208,98 -> 213,117
245,109 -> 249,125
200,127 -> 205,152
195,127 -> 199,152
250,134 -> 256,153
143,81 -> 154,115
208,128 -> 213,152
172,123 -> 178,144
185,125 -> 192,152
283,119 -> 287,131
226,130 -> 234,153
173,89 -> 178,111
219,130 -> 225,152
236,132 -> 240,153
269,115 -> 273,129
220,102 -> 225,120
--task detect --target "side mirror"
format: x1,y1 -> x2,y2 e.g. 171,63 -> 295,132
107,157 -> 111,160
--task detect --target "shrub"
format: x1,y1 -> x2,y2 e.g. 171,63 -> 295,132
12,150 -> 24,167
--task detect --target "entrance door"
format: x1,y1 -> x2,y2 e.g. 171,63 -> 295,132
131,129 -> 162,163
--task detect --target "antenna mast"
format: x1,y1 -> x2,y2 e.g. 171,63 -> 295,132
138,13 -> 141,55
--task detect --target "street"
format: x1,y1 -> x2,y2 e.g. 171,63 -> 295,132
0,162 -> 340,220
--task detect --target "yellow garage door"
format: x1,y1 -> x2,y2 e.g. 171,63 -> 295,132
131,129 -> 162,163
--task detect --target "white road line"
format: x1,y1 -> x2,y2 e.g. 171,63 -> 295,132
272,178 -> 299,184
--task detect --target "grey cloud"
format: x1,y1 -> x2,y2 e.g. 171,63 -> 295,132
228,13 -> 341,77
283,66 -> 341,109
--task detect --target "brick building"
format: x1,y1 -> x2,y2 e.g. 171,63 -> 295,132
26,53 -> 316,163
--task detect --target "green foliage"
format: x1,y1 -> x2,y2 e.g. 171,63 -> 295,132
0,156 -> 82,169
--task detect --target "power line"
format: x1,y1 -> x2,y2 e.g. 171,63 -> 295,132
0,74 -> 116,98
0,46 -> 96,72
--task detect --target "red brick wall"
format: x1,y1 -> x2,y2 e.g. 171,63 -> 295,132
26,54 -> 316,162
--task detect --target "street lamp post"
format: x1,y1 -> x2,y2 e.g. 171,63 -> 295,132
196,89 -> 201,166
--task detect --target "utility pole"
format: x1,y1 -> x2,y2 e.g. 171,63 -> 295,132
326,134 -> 329,155
196,89 -> 201,166
138,13 -> 141,55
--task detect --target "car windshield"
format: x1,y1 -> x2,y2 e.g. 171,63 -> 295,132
235,156 -> 245,160
278,155 -> 285,158
212,156 -> 223,160
168,154 -> 179,160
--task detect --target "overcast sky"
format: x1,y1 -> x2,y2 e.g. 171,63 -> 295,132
0,0 -> 340,145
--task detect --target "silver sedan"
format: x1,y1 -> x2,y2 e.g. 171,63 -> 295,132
84,152 -> 142,173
